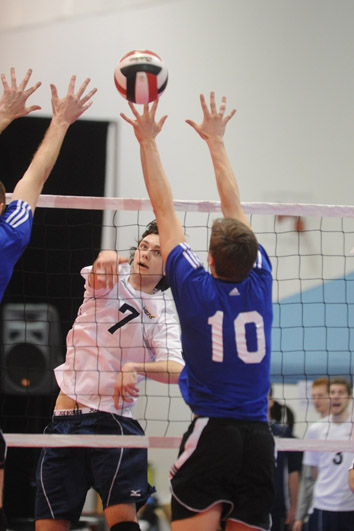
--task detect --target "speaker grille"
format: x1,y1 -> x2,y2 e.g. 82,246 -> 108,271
1,303 -> 65,395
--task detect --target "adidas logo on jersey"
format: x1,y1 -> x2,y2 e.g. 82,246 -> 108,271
229,287 -> 240,296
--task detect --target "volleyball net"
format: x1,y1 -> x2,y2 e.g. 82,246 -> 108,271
1,194 -> 354,452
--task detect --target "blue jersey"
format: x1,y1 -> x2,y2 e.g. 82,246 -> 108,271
0,200 -> 33,302
166,242 -> 273,421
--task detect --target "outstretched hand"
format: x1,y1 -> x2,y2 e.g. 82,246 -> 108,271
0,67 -> 41,125
50,75 -> 97,126
120,100 -> 167,143
186,92 -> 236,142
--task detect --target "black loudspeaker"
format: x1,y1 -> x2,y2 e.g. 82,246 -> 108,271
1,303 -> 65,395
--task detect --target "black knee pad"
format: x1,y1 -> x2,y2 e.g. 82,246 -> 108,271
110,522 -> 141,531
0,431 -> 6,468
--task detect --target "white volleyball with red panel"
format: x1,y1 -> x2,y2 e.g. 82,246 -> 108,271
114,50 -> 168,104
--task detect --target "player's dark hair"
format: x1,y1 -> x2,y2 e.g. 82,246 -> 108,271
209,218 -> 258,282
0,181 -> 6,214
329,376 -> 352,396
130,220 -> 169,292
141,220 -> 159,240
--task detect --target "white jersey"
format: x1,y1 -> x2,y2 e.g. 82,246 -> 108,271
303,416 -> 354,511
55,262 -> 183,416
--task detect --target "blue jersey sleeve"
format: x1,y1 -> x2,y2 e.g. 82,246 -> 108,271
0,200 -> 33,301
166,242 -> 204,305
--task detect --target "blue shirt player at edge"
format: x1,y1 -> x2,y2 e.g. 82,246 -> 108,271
0,69 -> 97,303
0,67 -> 96,531
121,92 -> 275,531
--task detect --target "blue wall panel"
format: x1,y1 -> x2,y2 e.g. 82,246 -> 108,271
271,274 -> 354,383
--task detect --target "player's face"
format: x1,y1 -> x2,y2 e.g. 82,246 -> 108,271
132,233 -> 164,287
312,384 -> 330,416
329,383 -> 351,417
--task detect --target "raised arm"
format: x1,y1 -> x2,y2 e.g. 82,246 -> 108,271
186,92 -> 249,227
88,250 -> 129,291
0,67 -> 41,133
120,101 -> 185,263
11,75 -> 97,213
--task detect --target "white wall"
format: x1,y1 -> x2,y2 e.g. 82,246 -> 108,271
1,0 -> 354,509
0,0 -> 353,206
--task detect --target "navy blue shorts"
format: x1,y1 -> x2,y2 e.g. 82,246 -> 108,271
170,417 -> 275,530
308,508 -> 354,531
35,411 -> 155,523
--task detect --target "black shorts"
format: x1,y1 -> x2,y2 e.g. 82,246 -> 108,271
35,411 -> 155,523
170,417 -> 275,530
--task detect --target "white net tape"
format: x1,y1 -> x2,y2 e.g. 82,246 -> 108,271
7,193 -> 354,218
4,433 -> 354,452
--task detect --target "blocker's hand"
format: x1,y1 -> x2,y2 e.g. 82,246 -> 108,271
186,91 -> 236,143
120,99 -> 168,144
50,75 -> 97,127
0,67 -> 41,131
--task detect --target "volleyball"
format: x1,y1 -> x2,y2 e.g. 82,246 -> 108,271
114,50 -> 168,104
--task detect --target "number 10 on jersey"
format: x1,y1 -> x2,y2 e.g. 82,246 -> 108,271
208,311 -> 266,364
